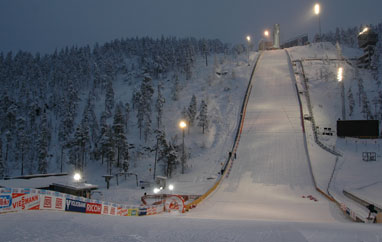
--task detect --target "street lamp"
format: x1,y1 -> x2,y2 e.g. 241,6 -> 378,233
314,3 -> 321,42
246,35 -> 251,66
359,27 -> 369,35
337,67 -> 346,120
262,30 -> 270,50
179,120 -> 187,174
168,184 -> 174,191
73,173 -> 82,182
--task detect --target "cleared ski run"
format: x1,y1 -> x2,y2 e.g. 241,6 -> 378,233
190,50 -> 344,222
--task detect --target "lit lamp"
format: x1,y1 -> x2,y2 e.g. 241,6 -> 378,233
246,35 -> 251,65
314,3 -> 321,41
73,173 -> 81,183
179,120 -> 187,174
337,67 -> 346,120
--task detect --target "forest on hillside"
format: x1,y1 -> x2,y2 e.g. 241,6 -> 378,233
0,37 -> 236,178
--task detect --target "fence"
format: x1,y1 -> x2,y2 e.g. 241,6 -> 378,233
0,187 -> 163,217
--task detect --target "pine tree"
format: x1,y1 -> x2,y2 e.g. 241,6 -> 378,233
137,73 -> 154,142
113,103 -> 127,168
37,113 -> 49,174
171,74 -> 180,101
0,139 -> 5,178
187,94 -> 197,126
124,102 -> 130,132
16,117 -> 27,175
155,81 -> 165,129
105,80 -> 115,117
347,87 -> 355,117
198,100 -> 209,134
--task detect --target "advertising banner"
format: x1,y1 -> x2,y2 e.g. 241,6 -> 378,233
65,198 -> 87,213
40,195 -> 65,211
165,195 -> 185,213
86,202 -> 102,214
0,194 -> 13,213
11,192 -> 40,212
128,208 -> 138,216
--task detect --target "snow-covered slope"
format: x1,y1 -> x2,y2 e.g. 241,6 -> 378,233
188,50 -> 345,222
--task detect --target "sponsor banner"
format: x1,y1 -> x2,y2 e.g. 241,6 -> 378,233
86,202 -> 102,215
65,199 -> 86,213
118,206 -> 128,216
11,192 -> 40,211
102,204 -> 109,215
139,207 -> 147,216
0,194 -> 12,213
110,205 -> 117,216
40,195 -> 65,211
128,208 -> 138,216
0,188 -> 12,194
165,195 -> 185,213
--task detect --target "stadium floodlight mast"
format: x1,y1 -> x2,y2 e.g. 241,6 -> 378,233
314,3 -> 322,42
179,120 -> 187,174
337,67 -> 346,120
246,35 -> 251,66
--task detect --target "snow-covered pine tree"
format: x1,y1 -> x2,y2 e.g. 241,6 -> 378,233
171,74 -> 180,101
104,79 -> 115,118
139,73 -> 154,142
124,102 -> 130,132
163,142 -> 178,178
187,94 -> 197,126
16,116 -> 27,175
155,81 -> 165,129
0,139 -> 5,178
37,113 -> 49,174
181,107 -> 189,123
198,100 -> 209,134
113,103 -> 127,168
347,87 -> 355,117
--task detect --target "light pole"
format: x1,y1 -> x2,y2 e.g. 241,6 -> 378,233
314,3 -> 321,42
179,120 -> 187,174
246,35 -> 251,66
337,67 -> 346,120
263,30 -> 270,50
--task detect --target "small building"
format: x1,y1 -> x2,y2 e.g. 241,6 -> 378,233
0,173 -> 98,198
49,183 -> 98,199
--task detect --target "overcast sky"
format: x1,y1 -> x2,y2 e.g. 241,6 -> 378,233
1,0 -> 381,54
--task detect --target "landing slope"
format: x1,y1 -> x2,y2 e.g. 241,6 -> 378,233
190,50 -> 343,222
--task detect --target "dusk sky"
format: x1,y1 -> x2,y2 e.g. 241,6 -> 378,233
1,0 -> 381,54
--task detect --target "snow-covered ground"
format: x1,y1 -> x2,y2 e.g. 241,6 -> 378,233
1,211 -> 382,242
288,42 -> 382,219
2,43 -> 382,241
188,50 -> 346,223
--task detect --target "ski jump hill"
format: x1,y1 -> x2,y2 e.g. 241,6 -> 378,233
189,49 -> 343,222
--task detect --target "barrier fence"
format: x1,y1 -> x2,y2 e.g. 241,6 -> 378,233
0,187 -> 164,217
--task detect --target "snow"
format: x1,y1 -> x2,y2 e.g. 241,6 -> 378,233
288,42 -> 382,220
2,44 -> 382,241
187,50 -> 345,223
1,211 -> 381,242
347,182 -> 382,209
